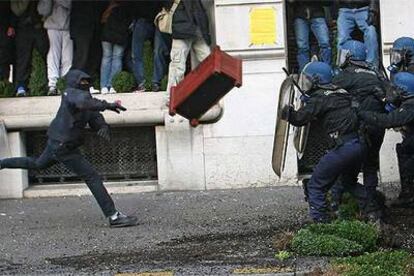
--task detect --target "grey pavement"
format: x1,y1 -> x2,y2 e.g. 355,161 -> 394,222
0,186 -> 311,275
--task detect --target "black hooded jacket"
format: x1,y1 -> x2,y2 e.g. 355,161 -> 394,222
47,70 -> 111,145
287,87 -> 359,139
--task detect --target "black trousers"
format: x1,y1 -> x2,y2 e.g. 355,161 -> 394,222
71,30 -> 101,77
0,28 -> 14,80
15,26 -> 48,88
1,139 -> 116,217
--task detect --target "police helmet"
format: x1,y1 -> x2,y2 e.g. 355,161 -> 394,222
336,40 -> 367,67
389,37 -> 414,72
299,62 -> 333,92
393,72 -> 414,95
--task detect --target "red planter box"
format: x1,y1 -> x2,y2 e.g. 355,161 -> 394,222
169,46 -> 242,126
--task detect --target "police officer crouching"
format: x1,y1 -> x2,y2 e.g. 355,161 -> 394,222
359,72 -> 414,208
281,61 -> 366,223
331,40 -> 386,221
0,69 -> 138,228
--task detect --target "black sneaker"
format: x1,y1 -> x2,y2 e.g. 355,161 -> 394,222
108,211 -> 138,228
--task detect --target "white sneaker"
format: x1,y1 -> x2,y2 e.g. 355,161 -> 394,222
89,86 -> 100,94
109,87 -> 117,94
101,87 -> 109,95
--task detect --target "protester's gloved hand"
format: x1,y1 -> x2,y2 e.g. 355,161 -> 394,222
281,105 -> 293,121
366,10 -> 376,26
107,100 -> 127,113
97,126 -> 111,142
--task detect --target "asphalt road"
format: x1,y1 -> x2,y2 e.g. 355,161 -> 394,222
0,186 -> 310,275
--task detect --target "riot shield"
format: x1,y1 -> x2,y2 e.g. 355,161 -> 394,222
293,95 -> 310,159
272,77 -> 295,177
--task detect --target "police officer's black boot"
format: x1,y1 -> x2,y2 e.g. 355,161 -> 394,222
108,211 -> 138,228
390,176 -> 414,208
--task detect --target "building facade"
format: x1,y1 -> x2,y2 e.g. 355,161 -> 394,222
0,0 -> 411,198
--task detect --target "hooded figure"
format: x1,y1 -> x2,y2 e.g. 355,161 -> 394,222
0,69 -> 137,228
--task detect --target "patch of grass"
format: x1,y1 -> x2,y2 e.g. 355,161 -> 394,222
336,193 -> 360,220
291,229 -> 363,257
331,250 -> 414,276
290,220 -> 379,257
232,266 -> 294,274
275,250 -> 292,261
28,49 -> 47,96
112,71 -> 136,93
306,220 -> 378,252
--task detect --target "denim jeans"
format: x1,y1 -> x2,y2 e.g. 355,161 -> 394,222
0,139 -> 116,217
294,17 -> 331,72
337,7 -> 379,69
100,41 -> 125,88
132,18 -> 171,86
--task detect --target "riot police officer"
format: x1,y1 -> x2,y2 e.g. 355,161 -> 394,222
281,61 -> 366,222
332,39 -> 386,219
360,72 -> 414,208
388,37 -> 414,77
0,69 -> 138,228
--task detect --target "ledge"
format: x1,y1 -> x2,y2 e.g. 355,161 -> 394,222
0,92 -> 223,130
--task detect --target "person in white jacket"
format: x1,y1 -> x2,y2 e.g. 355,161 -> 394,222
38,0 -> 72,95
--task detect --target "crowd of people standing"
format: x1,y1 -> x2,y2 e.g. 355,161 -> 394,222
0,0 -> 212,96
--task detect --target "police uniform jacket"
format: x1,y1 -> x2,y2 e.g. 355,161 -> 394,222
287,87 -> 359,139
360,97 -> 414,137
333,64 -> 385,114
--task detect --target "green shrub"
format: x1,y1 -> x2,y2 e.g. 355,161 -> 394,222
290,220 -> 379,257
56,78 -> 66,93
28,50 -> 47,96
306,220 -> 378,251
111,71 -> 136,93
0,81 -> 15,98
291,229 -> 363,257
332,250 -> 414,276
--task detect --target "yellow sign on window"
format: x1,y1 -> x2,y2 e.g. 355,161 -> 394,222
249,7 -> 277,46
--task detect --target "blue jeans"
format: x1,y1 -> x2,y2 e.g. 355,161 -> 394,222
294,17 -> 331,72
132,18 -> 171,86
337,7 -> 379,69
307,138 -> 366,221
100,42 -> 125,88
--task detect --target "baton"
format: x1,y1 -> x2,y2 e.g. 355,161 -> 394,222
282,67 -> 308,97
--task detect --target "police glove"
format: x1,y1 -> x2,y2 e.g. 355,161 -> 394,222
366,10 -> 376,26
281,105 -> 293,121
97,126 -> 111,142
107,100 -> 127,113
